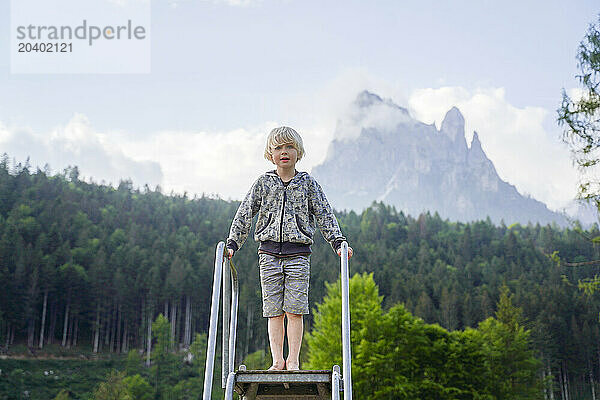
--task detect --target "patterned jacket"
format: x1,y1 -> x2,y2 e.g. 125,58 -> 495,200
227,171 -> 346,254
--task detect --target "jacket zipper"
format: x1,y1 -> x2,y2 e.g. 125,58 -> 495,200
279,188 -> 287,254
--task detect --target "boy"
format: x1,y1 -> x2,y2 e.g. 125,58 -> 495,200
226,126 -> 353,371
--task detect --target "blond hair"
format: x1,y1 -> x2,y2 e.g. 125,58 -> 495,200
264,126 -> 305,163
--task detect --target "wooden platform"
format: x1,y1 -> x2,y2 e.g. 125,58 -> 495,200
234,368 -> 333,400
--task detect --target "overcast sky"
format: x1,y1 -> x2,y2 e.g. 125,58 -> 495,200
0,0 -> 597,212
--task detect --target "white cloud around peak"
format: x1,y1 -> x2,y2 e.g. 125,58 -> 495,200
408,86 -> 578,211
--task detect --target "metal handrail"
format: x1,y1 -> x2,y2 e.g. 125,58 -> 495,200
340,241 -> 352,400
227,260 -> 239,377
222,253 -> 239,388
202,241 -> 225,400
203,241 -> 240,399
224,371 -> 236,400
332,365 -> 341,400
222,246 -> 230,389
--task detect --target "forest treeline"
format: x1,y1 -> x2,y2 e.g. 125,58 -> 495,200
1,156 -> 600,399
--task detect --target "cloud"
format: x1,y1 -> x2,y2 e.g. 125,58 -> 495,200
566,87 -> 586,102
165,0 -> 263,10
334,95 -> 414,142
274,68 -> 411,162
0,115 -> 337,201
106,0 -> 149,6
0,78 -> 581,213
184,0 -> 262,7
116,124 -> 275,199
114,123 -> 337,200
0,115 -> 302,200
408,86 -> 579,211
219,0 -> 261,5
0,114 -> 162,188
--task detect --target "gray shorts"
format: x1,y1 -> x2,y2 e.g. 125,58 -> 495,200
258,253 -> 310,317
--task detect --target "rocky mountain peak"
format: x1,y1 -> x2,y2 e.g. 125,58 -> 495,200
467,131 -> 494,172
353,90 -> 410,115
470,131 -> 483,153
440,106 -> 466,143
311,91 -> 567,226
355,90 -> 384,108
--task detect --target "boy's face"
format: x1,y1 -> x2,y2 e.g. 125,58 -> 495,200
271,142 -> 298,169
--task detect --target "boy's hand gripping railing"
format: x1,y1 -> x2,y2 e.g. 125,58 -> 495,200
202,241 -> 239,400
340,241 -> 353,400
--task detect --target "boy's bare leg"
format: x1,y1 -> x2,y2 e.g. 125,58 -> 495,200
285,312 -> 303,370
268,314 -> 286,370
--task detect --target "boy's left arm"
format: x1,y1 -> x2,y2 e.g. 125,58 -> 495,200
308,178 -> 348,253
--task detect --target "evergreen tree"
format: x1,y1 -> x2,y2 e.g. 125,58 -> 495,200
305,272 -> 383,371
559,15 -> 600,203
475,287 -> 542,399
92,370 -> 132,400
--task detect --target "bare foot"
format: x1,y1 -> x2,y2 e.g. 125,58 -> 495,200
268,360 -> 285,370
285,360 -> 299,370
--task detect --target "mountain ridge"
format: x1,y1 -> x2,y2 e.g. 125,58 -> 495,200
311,90 -> 568,226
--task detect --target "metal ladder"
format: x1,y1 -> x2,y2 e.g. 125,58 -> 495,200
202,241 -> 353,400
